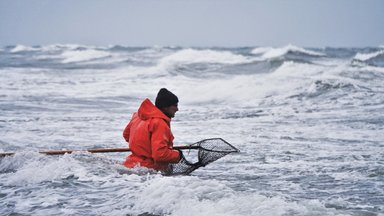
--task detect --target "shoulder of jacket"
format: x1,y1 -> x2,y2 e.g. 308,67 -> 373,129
150,117 -> 167,124
149,117 -> 169,129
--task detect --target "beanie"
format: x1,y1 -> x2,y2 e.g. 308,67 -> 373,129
155,88 -> 179,108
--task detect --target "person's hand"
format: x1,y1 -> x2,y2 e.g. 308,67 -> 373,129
177,149 -> 184,162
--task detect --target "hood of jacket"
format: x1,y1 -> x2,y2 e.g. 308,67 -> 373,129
137,98 -> 170,123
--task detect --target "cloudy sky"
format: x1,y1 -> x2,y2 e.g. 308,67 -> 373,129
0,0 -> 383,47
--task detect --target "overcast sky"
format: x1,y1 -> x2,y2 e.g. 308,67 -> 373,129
0,0 -> 383,48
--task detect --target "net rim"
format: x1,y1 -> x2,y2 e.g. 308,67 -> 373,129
194,138 -> 240,153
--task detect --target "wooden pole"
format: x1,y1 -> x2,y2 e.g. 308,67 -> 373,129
0,145 -> 199,157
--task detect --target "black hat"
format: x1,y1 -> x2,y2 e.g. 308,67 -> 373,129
155,88 -> 179,108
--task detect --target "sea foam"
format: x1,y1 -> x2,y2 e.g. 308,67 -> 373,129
353,50 -> 384,61
61,49 -> 112,63
251,45 -> 325,59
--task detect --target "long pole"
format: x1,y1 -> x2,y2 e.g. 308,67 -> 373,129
0,145 -> 199,157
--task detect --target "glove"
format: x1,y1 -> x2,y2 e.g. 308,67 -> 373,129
177,149 -> 184,162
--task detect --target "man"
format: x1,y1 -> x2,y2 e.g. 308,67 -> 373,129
123,88 -> 181,171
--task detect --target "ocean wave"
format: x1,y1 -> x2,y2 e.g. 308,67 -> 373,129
307,79 -> 354,93
251,45 -> 325,59
0,152 -> 342,216
159,48 -> 255,67
304,78 -> 368,98
151,48 -> 260,77
353,50 -> 384,61
174,61 -> 327,105
8,44 -> 106,54
130,175 -> 337,216
351,49 -> 384,67
61,49 -> 112,63
1,44 -> 383,215
39,44 -> 93,52
10,44 -> 40,53
108,45 -> 147,52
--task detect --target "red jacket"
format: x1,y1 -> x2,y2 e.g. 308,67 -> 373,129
123,98 -> 180,171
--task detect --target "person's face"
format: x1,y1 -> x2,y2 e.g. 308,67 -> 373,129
161,104 -> 178,118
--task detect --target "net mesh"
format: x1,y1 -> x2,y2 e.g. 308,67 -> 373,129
163,138 -> 239,176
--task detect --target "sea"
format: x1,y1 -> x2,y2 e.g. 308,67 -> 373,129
0,44 -> 383,216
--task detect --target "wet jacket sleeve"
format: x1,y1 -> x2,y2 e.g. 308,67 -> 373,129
123,122 -> 131,143
123,113 -> 136,143
149,119 -> 180,163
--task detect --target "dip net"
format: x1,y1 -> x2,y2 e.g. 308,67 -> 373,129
163,138 -> 239,176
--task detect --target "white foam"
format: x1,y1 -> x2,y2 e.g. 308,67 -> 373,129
250,47 -> 273,55
172,61 -> 326,106
40,44 -> 82,52
158,48 -> 254,68
61,49 -> 112,63
1,45 -> 382,215
10,44 -> 39,53
253,44 -> 325,59
147,59 -> 327,108
44,43 -> 99,51
128,175 -> 336,216
353,50 -> 384,61
2,153 -> 87,185
7,44 -> 90,54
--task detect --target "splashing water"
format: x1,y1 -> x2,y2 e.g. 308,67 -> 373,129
1,44 -> 383,215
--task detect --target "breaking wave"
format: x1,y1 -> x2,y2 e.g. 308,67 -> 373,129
61,49 -> 112,63
1,44 -> 383,215
251,44 -> 325,59
352,49 -> 384,67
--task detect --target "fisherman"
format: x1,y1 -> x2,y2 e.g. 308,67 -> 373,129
123,88 -> 181,172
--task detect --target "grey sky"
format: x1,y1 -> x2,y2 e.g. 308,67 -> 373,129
0,0 -> 383,47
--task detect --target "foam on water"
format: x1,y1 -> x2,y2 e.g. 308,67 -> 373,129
10,44 -> 40,53
251,45 -> 325,59
161,48 -> 253,64
0,153 -> 348,216
1,44 -> 383,215
61,49 -> 112,63
353,50 -> 384,61
155,48 -> 258,76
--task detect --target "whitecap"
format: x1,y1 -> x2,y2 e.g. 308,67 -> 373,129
158,48 -> 254,67
2,153 -> 87,186
305,78 -> 363,97
39,44 -> 84,52
353,50 -> 384,61
10,44 -> 39,53
250,47 -> 273,55
129,175 -> 339,216
61,49 -> 112,63
256,44 -> 325,59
